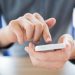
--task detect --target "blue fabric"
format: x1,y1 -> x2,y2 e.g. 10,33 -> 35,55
3,50 -> 10,56
72,26 -> 75,39
0,15 -> 2,28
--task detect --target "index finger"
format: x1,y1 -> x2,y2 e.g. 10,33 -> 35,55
33,13 -> 52,43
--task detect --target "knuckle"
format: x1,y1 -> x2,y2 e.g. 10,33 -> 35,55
9,20 -> 17,27
9,20 -> 20,33
24,13 -> 32,17
34,12 -> 40,16
9,20 -> 15,25
17,17 -> 23,21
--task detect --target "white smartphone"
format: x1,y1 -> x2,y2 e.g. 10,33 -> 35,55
35,43 -> 66,51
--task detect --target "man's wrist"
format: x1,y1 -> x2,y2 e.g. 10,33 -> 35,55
0,27 -> 14,48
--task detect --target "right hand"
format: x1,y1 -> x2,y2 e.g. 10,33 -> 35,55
4,13 -> 56,44
25,34 -> 74,69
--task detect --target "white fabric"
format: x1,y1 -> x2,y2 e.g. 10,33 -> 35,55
73,8 -> 75,28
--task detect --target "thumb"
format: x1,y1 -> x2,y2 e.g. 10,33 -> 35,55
58,34 -> 74,51
58,34 -> 73,44
45,18 -> 56,29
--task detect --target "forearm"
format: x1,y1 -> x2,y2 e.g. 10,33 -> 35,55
0,27 -> 15,48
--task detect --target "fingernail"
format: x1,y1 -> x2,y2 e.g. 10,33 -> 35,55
51,18 -> 56,24
46,37 -> 52,43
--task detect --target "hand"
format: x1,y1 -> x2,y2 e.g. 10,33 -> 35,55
25,34 -> 74,69
4,13 -> 56,44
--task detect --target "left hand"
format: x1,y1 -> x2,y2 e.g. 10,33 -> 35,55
25,34 -> 74,69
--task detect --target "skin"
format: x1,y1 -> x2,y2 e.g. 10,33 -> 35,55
0,13 -> 75,69
25,34 -> 75,69
0,13 -> 56,47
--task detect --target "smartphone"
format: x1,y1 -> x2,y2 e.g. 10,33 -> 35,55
35,43 -> 65,51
